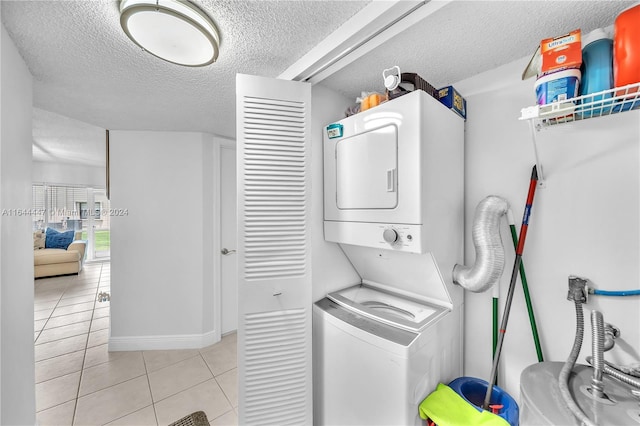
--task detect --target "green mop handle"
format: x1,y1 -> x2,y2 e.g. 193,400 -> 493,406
509,222 -> 544,362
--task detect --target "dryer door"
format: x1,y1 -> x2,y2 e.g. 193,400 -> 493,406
336,124 -> 398,210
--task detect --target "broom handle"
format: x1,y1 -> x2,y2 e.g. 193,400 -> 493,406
483,166 -> 538,410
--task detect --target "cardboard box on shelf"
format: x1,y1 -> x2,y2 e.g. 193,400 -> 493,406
437,86 -> 466,120
522,29 -> 582,80
540,29 -> 582,75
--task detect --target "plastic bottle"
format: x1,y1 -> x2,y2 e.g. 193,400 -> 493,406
580,28 -> 614,117
613,3 -> 640,111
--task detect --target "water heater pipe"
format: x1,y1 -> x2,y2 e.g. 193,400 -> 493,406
453,196 -> 510,293
590,310 -> 606,399
590,288 -> 640,296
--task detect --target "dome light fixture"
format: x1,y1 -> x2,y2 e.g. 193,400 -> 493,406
119,0 -> 220,67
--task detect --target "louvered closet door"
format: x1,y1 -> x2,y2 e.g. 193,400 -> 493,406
236,74 -> 312,425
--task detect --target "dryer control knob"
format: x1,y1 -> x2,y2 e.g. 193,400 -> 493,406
383,228 -> 398,244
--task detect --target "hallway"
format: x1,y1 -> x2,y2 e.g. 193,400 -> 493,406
34,262 -> 237,425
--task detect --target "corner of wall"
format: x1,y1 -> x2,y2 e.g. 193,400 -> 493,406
1,21 -> 36,426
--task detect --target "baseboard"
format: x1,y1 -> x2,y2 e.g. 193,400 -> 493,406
108,329 -> 219,351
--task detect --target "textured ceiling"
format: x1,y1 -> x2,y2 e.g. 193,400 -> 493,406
32,108 -> 106,167
0,1 -> 636,167
1,0 -> 369,165
321,1 -> 635,100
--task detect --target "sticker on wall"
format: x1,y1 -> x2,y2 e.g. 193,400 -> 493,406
326,123 -> 343,139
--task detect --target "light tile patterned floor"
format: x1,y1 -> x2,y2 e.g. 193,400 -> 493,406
34,262 -> 238,426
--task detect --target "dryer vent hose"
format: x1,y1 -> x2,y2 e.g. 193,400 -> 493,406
453,196 -> 510,293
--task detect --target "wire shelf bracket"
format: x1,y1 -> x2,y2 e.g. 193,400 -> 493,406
519,81 -> 640,187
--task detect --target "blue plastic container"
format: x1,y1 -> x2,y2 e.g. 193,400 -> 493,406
535,69 -> 581,112
579,28 -> 614,117
448,376 -> 519,426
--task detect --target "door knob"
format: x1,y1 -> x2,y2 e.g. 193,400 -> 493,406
221,248 -> 236,255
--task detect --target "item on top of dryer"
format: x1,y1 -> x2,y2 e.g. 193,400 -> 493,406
386,72 -> 438,100
453,195 -> 510,293
345,91 -> 386,117
437,86 -> 467,120
383,65 -> 401,91
360,92 -> 386,111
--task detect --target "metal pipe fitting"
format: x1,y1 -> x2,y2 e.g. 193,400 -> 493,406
567,276 -> 588,303
603,323 -> 620,352
590,310 -> 605,399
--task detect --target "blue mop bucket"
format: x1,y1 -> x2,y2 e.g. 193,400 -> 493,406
449,377 -> 519,426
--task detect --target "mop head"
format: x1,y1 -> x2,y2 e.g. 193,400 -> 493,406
419,383 -> 510,426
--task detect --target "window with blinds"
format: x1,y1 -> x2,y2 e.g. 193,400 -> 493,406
32,184 -> 89,231
32,184 -> 46,230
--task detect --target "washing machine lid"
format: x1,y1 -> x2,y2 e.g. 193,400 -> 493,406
327,284 -> 448,332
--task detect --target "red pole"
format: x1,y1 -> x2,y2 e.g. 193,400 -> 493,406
483,166 -> 538,410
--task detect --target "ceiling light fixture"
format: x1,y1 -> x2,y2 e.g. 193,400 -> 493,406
119,0 -> 220,67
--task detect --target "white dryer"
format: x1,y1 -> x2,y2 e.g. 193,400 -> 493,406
313,284 -> 462,426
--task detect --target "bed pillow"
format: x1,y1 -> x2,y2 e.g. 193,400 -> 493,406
33,230 -> 46,250
45,228 -> 75,250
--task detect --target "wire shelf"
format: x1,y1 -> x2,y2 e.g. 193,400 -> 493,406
520,81 -> 640,127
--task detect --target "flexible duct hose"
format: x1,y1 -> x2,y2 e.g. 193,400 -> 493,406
590,311 -> 605,398
453,196 -> 510,292
559,300 -> 597,426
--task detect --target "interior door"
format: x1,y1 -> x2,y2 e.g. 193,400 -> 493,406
220,145 -> 237,334
236,73 -> 312,425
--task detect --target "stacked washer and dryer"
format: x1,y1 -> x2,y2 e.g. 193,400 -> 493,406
314,89 -> 465,425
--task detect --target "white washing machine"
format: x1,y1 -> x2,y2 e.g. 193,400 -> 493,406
313,284 -> 462,426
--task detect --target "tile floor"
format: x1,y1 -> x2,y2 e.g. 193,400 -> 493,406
34,261 -> 238,426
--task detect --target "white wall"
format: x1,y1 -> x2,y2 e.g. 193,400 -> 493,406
456,57 -> 640,400
32,160 -> 106,187
0,23 -> 36,425
202,136 -> 215,337
108,130 -> 216,349
311,84 -> 361,302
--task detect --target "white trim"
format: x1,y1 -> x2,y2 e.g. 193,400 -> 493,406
278,0 -> 452,84
212,136 -> 235,345
108,330 -> 218,351
278,1 -> 419,81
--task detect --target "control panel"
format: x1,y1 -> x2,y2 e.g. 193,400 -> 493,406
324,221 -> 424,254
380,225 -> 416,249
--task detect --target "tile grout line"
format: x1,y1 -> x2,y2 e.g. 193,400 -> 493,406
33,267 -> 102,423
71,262 -> 104,426
34,280 -> 68,344
201,352 -> 238,421
141,347 -> 161,426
